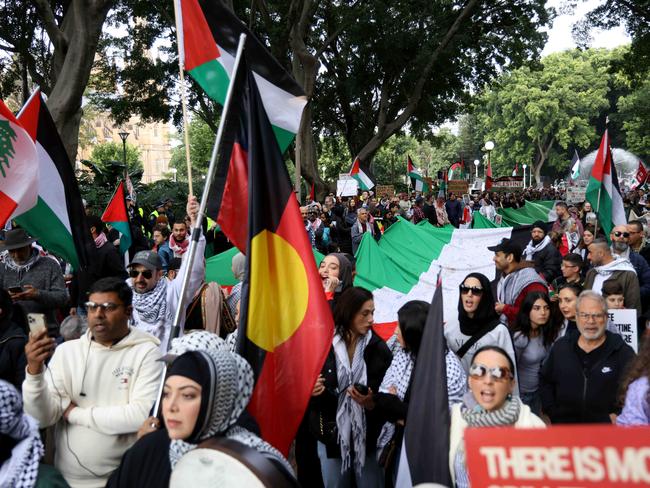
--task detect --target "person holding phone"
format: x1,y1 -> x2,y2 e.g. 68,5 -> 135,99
308,287 -> 391,487
0,228 -> 67,332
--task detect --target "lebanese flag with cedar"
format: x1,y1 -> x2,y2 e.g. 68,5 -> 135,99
0,100 -> 39,226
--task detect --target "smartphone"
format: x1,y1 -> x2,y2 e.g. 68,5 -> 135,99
353,383 -> 369,395
27,313 -> 47,336
8,286 -> 23,294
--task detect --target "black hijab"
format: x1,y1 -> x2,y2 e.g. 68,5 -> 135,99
457,272 -> 501,336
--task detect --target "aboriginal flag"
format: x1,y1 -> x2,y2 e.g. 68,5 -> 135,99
236,64 -> 334,455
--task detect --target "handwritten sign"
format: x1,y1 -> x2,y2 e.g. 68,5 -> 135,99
336,175 -> 358,197
465,425 -> 650,488
608,309 -> 638,353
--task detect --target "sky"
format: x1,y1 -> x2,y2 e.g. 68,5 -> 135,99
542,0 -> 630,55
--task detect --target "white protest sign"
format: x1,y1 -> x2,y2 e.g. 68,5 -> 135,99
608,308 -> 638,353
337,175 -> 358,197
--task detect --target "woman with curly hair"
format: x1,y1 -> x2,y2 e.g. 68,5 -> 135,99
617,338 -> 650,426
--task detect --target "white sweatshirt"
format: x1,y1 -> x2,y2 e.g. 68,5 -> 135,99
23,328 -> 162,488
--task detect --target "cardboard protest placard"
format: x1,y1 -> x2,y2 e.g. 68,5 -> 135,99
465,425 -> 650,487
336,175 -> 358,197
608,309 -> 638,353
375,185 -> 395,198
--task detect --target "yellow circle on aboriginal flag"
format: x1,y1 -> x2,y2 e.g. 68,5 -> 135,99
248,230 -> 309,351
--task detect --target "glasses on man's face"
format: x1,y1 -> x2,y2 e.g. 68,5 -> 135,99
85,301 -> 124,313
460,285 -> 483,296
129,269 -> 153,279
613,231 -> 630,238
469,364 -> 513,382
578,312 -> 606,322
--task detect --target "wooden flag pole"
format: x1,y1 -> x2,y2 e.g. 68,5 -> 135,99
173,0 -> 194,196
152,33 -> 247,417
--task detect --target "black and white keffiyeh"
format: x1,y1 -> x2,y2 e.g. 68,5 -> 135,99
375,348 -> 414,453
523,235 -> 551,261
167,349 -> 293,475
132,277 -> 170,324
333,331 -> 372,475
0,380 -> 44,488
168,330 -> 229,356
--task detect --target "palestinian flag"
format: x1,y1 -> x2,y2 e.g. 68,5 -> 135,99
14,90 -> 91,270
175,0 -> 306,152
395,277 -> 451,487
447,161 -> 465,180
237,65 -> 333,455
354,215 -> 548,339
407,155 -> 429,193
350,157 -> 374,191
512,162 -> 518,177
585,129 -> 626,237
570,149 -> 581,180
101,181 -> 132,255
0,99 -> 38,227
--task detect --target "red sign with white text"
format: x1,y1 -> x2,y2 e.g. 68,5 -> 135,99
465,425 -> 650,487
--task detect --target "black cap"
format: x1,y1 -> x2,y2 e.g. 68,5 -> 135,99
128,250 -> 162,271
531,220 -> 546,232
168,257 -> 182,271
415,196 -> 424,204
487,238 -> 522,260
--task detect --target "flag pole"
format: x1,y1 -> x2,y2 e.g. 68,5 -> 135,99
152,33 -> 247,417
173,0 -> 194,196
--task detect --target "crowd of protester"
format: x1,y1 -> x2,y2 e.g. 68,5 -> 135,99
0,183 -> 649,488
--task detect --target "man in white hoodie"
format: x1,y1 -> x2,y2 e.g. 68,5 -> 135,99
23,277 -> 162,488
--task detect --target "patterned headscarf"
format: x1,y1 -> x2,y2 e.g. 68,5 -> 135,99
0,380 -> 44,488
167,349 -> 293,475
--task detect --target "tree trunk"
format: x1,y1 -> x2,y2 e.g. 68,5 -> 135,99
40,0 -> 113,163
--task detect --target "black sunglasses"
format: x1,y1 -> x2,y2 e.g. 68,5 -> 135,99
613,231 -> 630,238
129,269 -> 153,279
460,285 -> 484,296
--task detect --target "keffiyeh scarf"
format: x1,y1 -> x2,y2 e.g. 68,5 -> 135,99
132,278 -> 170,325
333,331 -> 372,475
169,235 -> 189,256
168,350 -> 293,475
523,235 -> 551,261
375,348 -> 414,454
3,249 -> 40,280
0,380 -> 44,488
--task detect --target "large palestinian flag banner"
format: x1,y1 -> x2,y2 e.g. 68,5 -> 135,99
0,99 -> 38,227
175,0 -> 306,152
235,63 -> 333,456
15,90 -> 91,270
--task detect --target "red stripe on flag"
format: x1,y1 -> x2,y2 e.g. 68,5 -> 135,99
247,194 -> 333,454
101,181 -> 129,223
18,91 -> 40,142
180,0 -> 221,71
373,321 -> 398,341
0,191 -> 18,226
216,142 -> 249,252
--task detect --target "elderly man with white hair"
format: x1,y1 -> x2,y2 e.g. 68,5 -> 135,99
540,290 -> 635,424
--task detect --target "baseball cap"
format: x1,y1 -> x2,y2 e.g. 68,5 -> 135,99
128,250 -> 162,271
487,238 -> 522,260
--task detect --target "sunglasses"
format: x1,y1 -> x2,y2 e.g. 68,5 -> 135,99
460,285 -> 484,296
129,269 -> 153,279
613,231 -> 630,238
469,364 -> 513,382
85,301 -> 124,313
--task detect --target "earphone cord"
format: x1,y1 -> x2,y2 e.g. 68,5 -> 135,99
45,356 -> 114,479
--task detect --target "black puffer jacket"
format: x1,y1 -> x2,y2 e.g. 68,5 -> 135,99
540,331 -> 635,424
532,242 -> 562,283
0,320 -> 27,389
311,332 -> 392,458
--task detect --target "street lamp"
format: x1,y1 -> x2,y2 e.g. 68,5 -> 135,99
522,164 -> 527,188
473,159 -> 480,179
170,167 -> 178,182
118,131 -> 129,175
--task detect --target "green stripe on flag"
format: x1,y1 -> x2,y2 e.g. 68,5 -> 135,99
15,197 -> 78,269
189,60 -> 231,107
109,221 -> 132,255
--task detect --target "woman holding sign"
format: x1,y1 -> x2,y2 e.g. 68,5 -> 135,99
449,346 -> 545,487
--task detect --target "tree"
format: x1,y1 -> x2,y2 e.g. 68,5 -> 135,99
473,49 -> 614,183
617,78 -> 650,161
0,0 -> 117,160
169,117 -> 217,179
90,141 -> 143,174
